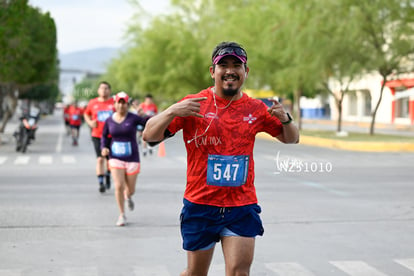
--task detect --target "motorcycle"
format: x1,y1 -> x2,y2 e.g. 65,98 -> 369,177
14,109 -> 39,153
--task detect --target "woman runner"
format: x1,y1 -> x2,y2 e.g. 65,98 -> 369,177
101,92 -> 149,226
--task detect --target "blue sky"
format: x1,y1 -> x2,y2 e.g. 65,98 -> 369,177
29,0 -> 170,54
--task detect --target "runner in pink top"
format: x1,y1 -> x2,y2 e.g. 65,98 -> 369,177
101,92 -> 149,226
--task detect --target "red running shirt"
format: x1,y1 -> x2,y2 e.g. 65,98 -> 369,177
68,106 -> 83,126
63,106 -> 70,122
139,102 -> 158,116
84,97 -> 115,138
167,87 -> 283,207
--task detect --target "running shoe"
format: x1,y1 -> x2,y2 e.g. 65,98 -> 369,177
127,197 -> 134,211
116,214 -> 126,226
99,184 -> 106,193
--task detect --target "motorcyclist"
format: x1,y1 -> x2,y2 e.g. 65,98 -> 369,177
13,105 -> 40,150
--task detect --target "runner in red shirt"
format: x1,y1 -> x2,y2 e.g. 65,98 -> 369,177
84,81 -> 115,193
68,101 -> 83,146
143,41 -> 299,276
138,94 -> 158,156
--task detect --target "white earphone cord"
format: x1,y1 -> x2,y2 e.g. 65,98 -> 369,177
187,90 -> 235,144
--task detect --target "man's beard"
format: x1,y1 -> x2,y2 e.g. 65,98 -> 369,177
223,88 -> 238,96
221,74 -> 240,96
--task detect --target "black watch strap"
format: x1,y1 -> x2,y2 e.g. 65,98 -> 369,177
281,113 -> 293,125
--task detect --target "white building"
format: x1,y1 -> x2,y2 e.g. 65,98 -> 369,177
301,73 -> 414,126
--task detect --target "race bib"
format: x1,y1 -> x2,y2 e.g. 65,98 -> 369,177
97,110 -> 113,122
207,154 -> 249,187
111,141 -> 132,157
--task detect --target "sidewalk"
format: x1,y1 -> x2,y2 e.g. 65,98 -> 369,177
258,119 -> 414,152
302,119 -> 414,137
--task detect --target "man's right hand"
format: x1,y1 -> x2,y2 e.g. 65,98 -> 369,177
142,97 -> 207,143
170,97 -> 207,118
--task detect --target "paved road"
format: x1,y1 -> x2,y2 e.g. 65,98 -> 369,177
0,111 -> 414,275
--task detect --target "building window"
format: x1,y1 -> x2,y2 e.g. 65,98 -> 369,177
347,91 -> 357,116
362,91 -> 372,116
395,97 -> 409,118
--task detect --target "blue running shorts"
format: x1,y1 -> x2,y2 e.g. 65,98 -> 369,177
180,199 -> 264,251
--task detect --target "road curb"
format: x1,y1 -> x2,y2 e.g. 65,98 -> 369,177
256,132 -> 414,152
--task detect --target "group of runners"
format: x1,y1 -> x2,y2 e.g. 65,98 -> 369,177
71,41 -> 300,276
75,82 -> 158,226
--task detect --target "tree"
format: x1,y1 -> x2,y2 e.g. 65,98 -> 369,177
109,0 -> 414,133
347,0 -> 414,135
253,1 -> 332,129
105,5 -> 213,103
24,84 -> 59,101
0,0 -> 30,130
0,1 -> 58,132
317,1 -> 369,133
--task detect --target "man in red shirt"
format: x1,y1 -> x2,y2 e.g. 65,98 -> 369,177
138,94 -> 158,156
143,41 -> 299,276
84,81 -> 115,193
67,101 -> 83,146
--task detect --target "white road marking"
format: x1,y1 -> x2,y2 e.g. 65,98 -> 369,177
0,269 -> 22,276
62,155 -> 76,164
14,156 -> 30,165
64,266 -> 98,276
330,261 -> 389,276
0,260 -> 412,276
265,262 -> 316,276
133,265 -> 171,275
394,258 -> 414,272
300,180 -> 349,196
55,125 -> 64,153
39,155 -> 53,164
0,156 -> 7,165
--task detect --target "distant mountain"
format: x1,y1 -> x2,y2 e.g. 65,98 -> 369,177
59,47 -> 120,74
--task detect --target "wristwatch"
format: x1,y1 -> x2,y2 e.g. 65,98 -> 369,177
281,112 -> 293,125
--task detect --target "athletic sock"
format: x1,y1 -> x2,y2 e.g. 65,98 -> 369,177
105,171 -> 111,188
98,175 -> 104,186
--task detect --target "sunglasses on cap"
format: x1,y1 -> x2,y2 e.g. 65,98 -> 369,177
212,46 -> 247,64
215,46 -> 247,58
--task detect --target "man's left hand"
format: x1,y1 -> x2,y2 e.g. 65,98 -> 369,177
267,99 -> 289,122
